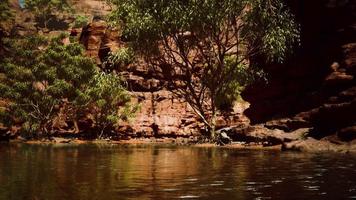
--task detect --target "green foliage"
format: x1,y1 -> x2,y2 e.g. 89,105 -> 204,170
24,0 -> 72,29
108,0 -> 299,138
242,0 -> 300,62
213,58 -> 252,111
108,0 -> 299,61
81,72 -> 139,138
73,15 -> 89,28
102,47 -> 134,71
0,0 -> 13,34
0,0 -> 12,22
24,0 -> 72,14
0,34 -> 96,137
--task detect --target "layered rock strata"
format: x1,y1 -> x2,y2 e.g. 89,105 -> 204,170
242,0 -> 356,144
79,19 -> 249,137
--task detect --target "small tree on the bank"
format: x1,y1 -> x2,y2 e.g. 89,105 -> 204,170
0,34 -> 96,137
24,0 -> 72,30
79,72 -> 139,139
108,0 -> 300,139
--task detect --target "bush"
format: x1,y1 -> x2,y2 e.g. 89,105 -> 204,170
102,47 -> 134,72
80,72 -> 140,138
0,34 -> 96,137
73,15 -> 89,28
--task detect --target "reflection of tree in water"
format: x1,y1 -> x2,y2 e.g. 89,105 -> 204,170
0,145 -> 244,199
2,145 -> 351,199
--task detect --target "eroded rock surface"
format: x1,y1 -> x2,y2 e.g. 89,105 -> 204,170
242,0 -> 356,144
79,19 -> 250,137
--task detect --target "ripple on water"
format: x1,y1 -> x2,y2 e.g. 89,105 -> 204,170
271,180 -> 283,184
184,178 -> 198,182
303,180 -> 319,184
214,180 -> 224,183
245,181 -> 258,185
209,183 -> 224,186
222,188 -> 233,191
254,197 -> 272,200
261,185 -> 272,188
304,185 -> 320,191
245,186 -> 257,192
179,195 -> 200,199
315,168 -> 328,172
199,184 -> 209,187
162,188 -> 179,192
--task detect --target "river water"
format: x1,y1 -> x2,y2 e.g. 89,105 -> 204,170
1,143 -> 356,200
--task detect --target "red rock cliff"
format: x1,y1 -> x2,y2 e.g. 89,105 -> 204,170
242,0 -> 356,141
79,20 -> 249,137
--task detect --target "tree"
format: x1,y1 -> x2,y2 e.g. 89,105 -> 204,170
0,0 -> 13,42
102,47 -> 134,72
24,0 -> 72,30
0,0 -> 12,23
108,0 -> 299,139
72,15 -> 89,29
80,72 -> 139,139
0,0 -> 12,59
0,34 -> 96,137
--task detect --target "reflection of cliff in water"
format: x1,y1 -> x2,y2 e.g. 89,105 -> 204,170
1,144 -> 356,199
0,144 -> 248,199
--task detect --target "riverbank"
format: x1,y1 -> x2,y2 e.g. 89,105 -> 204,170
5,135 -> 356,153
4,136 -> 282,150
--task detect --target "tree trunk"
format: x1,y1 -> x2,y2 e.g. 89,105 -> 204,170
43,15 -> 49,32
73,120 -> 79,134
210,97 -> 217,140
41,122 -> 50,139
98,125 -> 106,139
210,111 -> 217,140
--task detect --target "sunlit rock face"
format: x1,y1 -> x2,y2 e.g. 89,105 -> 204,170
0,0 -> 249,137
242,0 -> 356,141
71,0 -> 111,16
79,20 -> 250,137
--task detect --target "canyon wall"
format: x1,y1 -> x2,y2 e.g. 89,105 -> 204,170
242,0 -> 356,141
3,0 -> 354,140
79,20 -> 249,137
1,0 -> 249,138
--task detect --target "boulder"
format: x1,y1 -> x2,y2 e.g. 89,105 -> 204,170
282,137 -> 356,153
219,125 -> 309,146
337,125 -> 356,142
51,137 -> 72,143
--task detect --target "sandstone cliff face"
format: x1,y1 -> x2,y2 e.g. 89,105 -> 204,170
242,0 -> 356,141
0,0 -> 248,138
79,19 -> 249,137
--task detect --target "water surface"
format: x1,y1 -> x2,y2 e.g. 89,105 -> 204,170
1,143 -> 356,200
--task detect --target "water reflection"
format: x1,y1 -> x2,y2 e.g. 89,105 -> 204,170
1,143 -> 356,200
